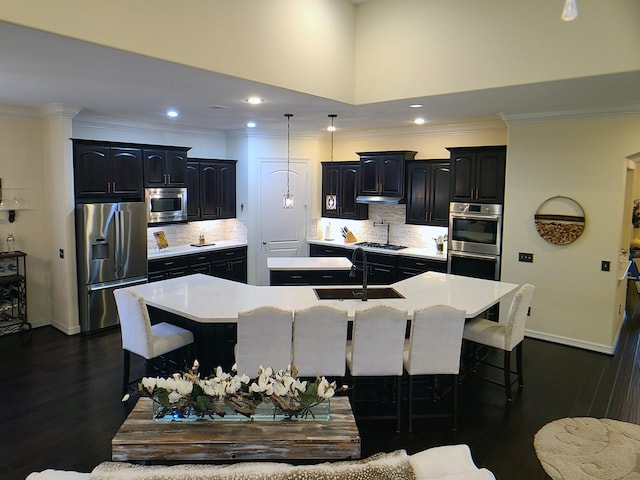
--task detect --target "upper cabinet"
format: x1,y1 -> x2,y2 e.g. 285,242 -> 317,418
406,160 -> 451,226
143,148 -> 189,187
73,141 -> 144,202
447,146 -> 506,204
321,162 -> 368,220
187,159 -> 237,221
356,151 -> 417,201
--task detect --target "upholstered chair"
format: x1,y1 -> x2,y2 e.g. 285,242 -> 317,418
346,305 -> 408,433
403,305 -> 466,432
462,283 -> 535,401
235,306 -> 293,377
292,306 -> 349,378
114,288 -> 194,395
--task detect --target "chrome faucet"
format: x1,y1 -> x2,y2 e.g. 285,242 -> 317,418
349,247 -> 368,301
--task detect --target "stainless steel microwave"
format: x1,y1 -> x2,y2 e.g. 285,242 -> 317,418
145,187 -> 187,224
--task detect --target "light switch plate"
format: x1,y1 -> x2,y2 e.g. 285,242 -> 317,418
519,252 -> 533,263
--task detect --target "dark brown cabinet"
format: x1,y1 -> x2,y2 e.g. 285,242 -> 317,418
269,269 -> 352,286
321,162 -> 368,219
143,148 -> 189,187
396,255 -> 447,280
73,141 -> 144,201
357,151 -> 417,199
187,159 -> 237,221
406,160 -> 451,226
148,246 -> 247,284
309,243 -> 447,285
448,146 -> 506,204
209,246 -> 247,283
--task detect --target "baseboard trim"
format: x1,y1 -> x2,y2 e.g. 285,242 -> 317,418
50,320 -> 82,336
524,326 -> 621,355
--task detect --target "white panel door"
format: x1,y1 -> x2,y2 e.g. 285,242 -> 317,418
260,160 -> 308,285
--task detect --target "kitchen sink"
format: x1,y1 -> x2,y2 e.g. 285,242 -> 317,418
313,287 -> 405,300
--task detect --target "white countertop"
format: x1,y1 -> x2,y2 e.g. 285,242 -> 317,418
148,240 -> 248,260
307,239 -> 447,262
267,257 -> 353,271
127,272 -> 518,323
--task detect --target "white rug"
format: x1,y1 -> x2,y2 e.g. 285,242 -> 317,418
534,417 -> 640,479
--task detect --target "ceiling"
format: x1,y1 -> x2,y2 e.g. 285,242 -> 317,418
1,21 -> 639,135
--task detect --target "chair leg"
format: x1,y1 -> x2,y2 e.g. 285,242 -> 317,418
395,376 -> 401,434
504,350 -> 512,402
452,374 -> 459,432
408,375 -> 414,433
122,350 -> 130,396
516,343 -> 524,389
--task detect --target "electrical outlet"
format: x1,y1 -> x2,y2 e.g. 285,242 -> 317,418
527,307 -> 531,316
59,249 -> 64,259
601,260 -> 610,272
518,252 -> 534,263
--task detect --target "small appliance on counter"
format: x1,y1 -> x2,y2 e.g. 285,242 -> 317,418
190,233 -> 215,247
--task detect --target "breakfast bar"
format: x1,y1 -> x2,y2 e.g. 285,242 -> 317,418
126,272 -> 518,371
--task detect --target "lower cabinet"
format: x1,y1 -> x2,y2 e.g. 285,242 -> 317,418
269,269 -> 352,286
148,246 -> 247,284
396,256 -> 447,280
308,244 -> 352,259
210,247 -> 247,283
309,243 -> 446,283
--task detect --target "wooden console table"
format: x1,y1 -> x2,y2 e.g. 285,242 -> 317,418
112,396 -> 361,462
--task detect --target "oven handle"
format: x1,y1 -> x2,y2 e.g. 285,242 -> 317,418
450,213 -> 501,221
448,251 -> 499,261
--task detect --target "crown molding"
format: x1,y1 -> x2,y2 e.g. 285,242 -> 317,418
337,118 -> 507,140
73,112 -> 225,139
39,103 -> 82,120
225,127 -> 324,141
500,104 -> 640,124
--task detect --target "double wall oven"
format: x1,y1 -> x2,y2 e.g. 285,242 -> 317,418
447,202 -> 503,281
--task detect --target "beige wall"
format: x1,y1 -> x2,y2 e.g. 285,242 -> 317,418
2,1 -> 639,106
0,111 -> 50,329
502,116 -> 640,352
0,0 -> 358,103
354,0 -> 640,103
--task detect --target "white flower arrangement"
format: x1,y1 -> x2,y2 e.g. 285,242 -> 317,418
137,361 -> 337,420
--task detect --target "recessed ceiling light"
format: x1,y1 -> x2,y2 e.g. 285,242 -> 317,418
414,117 -> 426,125
246,121 -> 257,128
165,110 -> 179,118
246,97 -> 263,105
409,104 -> 423,109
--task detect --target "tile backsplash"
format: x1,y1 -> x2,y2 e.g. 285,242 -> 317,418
147,219 -> 247,252
310,204 -> 448,249
148,204 -> 446,253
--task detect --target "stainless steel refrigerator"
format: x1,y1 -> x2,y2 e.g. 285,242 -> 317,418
76,202 -> 148,333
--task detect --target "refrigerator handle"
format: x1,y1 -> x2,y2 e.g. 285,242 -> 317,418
114,209 -> 123,276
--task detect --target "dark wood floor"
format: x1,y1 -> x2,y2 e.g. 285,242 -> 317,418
2,284 -> 640,480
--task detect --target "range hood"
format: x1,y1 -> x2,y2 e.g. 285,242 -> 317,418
355,194 -> 405,205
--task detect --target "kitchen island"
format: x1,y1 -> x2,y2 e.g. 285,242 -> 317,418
267,256 -> 353,286
126,272 -> 518,371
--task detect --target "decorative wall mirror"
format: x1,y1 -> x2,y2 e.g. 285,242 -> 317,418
534,196 -> 585,245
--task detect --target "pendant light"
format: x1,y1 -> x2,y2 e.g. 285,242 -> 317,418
561,0 -> 578,21
283,113 -> 294,209
325,114 -> 338,211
